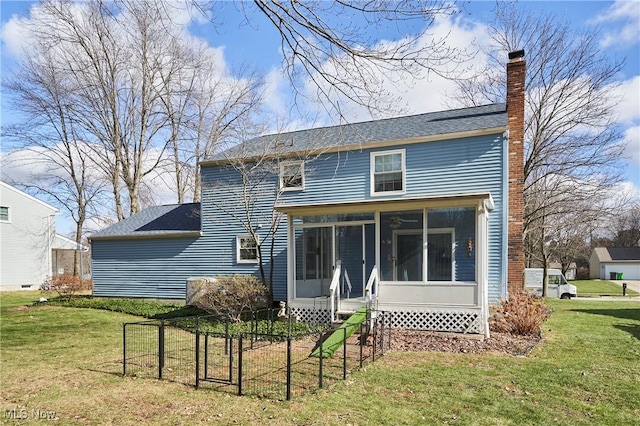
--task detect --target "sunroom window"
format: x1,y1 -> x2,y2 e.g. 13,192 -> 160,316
378,207 -> 477,283
371,150 -> 405,195
427,207 -> 476,282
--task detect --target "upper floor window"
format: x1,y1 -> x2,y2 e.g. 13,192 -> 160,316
280,161 -> 304,190
237,235 -> 259,263
371,149 -> 405,195
0,206 -> 9,222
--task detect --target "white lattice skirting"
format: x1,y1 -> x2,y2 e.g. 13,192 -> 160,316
291,307 -> 482,334
383,309 -> 483,334
291,308 -> 331,324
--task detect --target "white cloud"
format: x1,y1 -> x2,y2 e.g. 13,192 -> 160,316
613,180 -> 640,203
263,68 -> 290,122
296,12 -> 491,124
386,14 -> 491,115
592,0 -> 640,48
1,12 -> 32,58
610,76 -> 640,124
623,125 -> 640,165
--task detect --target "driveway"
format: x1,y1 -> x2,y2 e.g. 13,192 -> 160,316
610,279 -> 640,294
577,280 -> 640,301
573,280 -> 640,301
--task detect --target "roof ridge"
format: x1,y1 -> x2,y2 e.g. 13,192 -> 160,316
254,102 -> 506,139
207,103 -> 507,163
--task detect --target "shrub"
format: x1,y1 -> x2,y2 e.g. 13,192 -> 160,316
189,275 -> 267,322
489,291 -> 552,336
41,274 -> 92,300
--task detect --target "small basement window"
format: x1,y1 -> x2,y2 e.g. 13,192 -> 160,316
237,235 -> 259,263
371,150 -> 405,195
280,161 -> 304,190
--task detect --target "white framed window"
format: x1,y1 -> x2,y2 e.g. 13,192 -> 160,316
0,206 -> 9,222
280,161 -> 304,190
371,149 -> 405,195
236,235 -> 259,263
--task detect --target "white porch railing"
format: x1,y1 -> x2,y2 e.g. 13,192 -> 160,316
329,261 -> 342,323
364,266 -> 378,309
330,262 -> 378,323
342,268 -> 352,298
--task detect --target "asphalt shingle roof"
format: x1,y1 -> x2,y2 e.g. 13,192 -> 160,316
93,104 -> 507,239
207,103 -> 507,162
90,203 -> 201,239
606,247 -> 640,261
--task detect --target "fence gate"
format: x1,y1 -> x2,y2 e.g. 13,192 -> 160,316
196,332 -> 238,390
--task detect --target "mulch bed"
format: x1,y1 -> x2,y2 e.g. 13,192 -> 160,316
388,329 -> 541,356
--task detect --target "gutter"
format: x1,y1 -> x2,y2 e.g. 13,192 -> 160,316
89,231 -> 203,242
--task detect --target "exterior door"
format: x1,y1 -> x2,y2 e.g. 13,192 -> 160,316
295,223 -> 374,299
335,224 -> 374,298
295,227 -> 332,298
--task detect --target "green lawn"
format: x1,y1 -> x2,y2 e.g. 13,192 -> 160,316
1,291 -> 639,425
572,279 -> 639,297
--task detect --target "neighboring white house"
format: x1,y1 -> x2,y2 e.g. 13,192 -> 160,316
0,181 -> 81,291
589,247 -> 640,280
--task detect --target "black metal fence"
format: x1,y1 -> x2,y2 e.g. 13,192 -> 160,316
123,309 -> 391,400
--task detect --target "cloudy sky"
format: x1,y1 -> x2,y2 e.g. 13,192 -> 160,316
1,0 -> 638,234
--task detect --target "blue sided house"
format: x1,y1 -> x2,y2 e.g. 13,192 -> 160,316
91,51 -> 527,336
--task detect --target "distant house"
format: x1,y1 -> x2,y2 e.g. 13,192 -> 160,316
91,50 -> 528,336
549,262 -> 577,280
0,181 -> 83,290
590,247 -> 640,280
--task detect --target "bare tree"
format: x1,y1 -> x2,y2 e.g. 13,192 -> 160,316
194,0 -> 468,118
451,3 -> 627,295
608,203 -> 640,247
204,125 -> 329,305
7,0 -> 267,222
156,37 -> 264,204
22,0 -> 207,219
3,48 -> 107,275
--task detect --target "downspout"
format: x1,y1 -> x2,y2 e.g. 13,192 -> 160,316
287,213 -> 293,303
480,199 -> 491,338
501,130 -> 509,301
77,241 -> 85,283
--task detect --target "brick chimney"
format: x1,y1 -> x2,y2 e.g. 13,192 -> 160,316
506,49 -> 525,292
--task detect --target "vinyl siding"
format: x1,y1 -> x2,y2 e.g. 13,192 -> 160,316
200,164 -> 288,301
92,237 -> 204,299
277,133 -> 506,303
91,132 -> 506,304
277,134 -> 503,206
1,183 -> 58,289
92,165 -> 289,301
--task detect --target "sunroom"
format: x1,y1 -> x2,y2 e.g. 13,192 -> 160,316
282,194 -> 494,335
